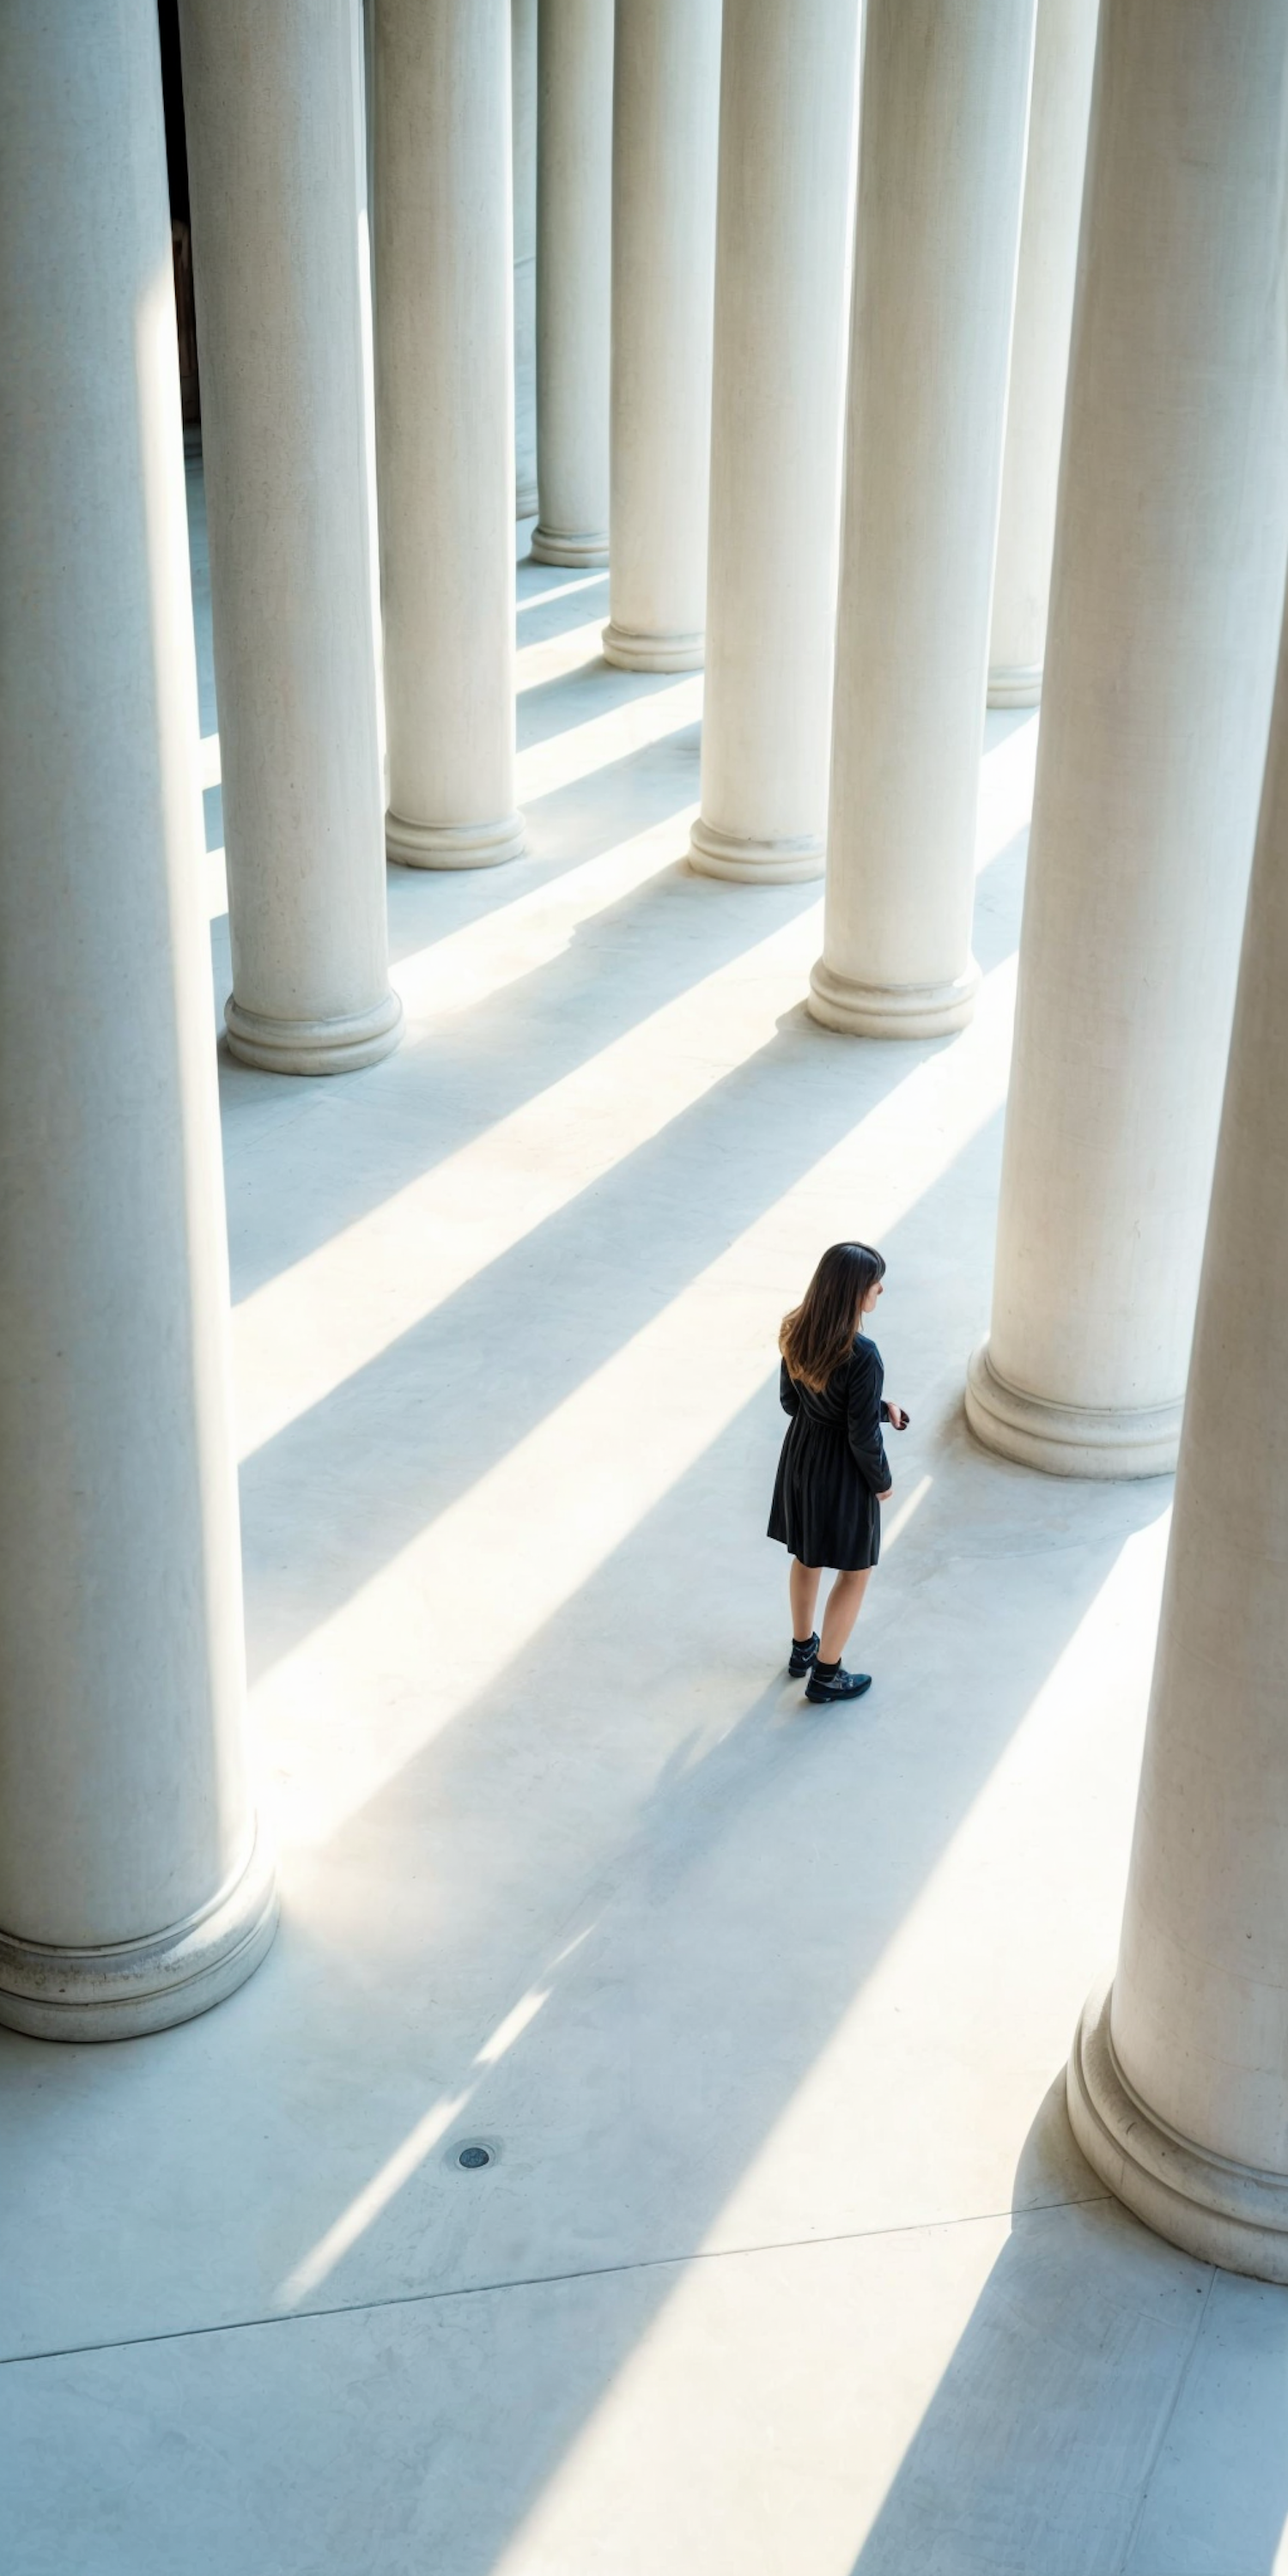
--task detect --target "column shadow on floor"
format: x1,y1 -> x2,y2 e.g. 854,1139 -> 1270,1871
848,2082 -> 1288,2576
237,1009 -> 981,1680
0,1151 -> 1173,2573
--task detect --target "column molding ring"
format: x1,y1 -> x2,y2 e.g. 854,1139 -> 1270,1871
1068,1982 -> 1288,2286
0,1830 -> 279,2044
965,1334 -> 1182,1479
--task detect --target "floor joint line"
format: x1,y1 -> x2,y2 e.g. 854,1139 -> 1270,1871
0,2188 -> 1112,2373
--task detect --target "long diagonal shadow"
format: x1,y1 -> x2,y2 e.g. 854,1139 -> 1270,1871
237,1358 -> 1166,2576
841,2086 -> 1288,2576
237,1005 -> 978,1683
0,1041 -> 1175,2576
223,744 -> 824,1303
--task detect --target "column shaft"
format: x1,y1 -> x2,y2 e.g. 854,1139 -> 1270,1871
513,0 -> 538,520
1069,587 -> 1288,2282
532,0 -> 614,568
810,0 -> 1036,1036
966,0 -> 1288,1477
376,0 -> 524,868
602,0 -> 721,673
988,0 -> 1100,708
180,0 -> 402,1074
0,0 -> 276,2038
689,0 -> 860,884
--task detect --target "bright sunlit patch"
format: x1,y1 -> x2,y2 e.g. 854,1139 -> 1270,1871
517,674 -> 702,805
517,568 -> 610,614
975,712 -> 1038,874
280,2089 -> 473,2304
881,1473 -> 932,1551
702,1510 -> 1173,2280
473,1984 -> 551,2069
388,805 -> 697,1022
477,1512 -> 1173,2573
254,958 -> 1017,1848
517,618 -> 614,691
236,902 -> 817,1455
281,1973 -> 563,2304
202,843 -> 228,922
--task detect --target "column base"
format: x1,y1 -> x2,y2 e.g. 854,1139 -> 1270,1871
808,955 -> 980,1039
1068,1981 -> 1288,2286
386,810 -> 526,871
965,1335 -> 1182,1478
987,659 -> 1043,708
0,1828 -> 278,2043
688,817 -> 824,885
516,480 -> 539,519
530,524 -> 610,568
224,987 -> 404,1076
601,621 -> 704,672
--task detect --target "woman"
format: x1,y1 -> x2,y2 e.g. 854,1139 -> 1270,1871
769,1241 -> 908,1702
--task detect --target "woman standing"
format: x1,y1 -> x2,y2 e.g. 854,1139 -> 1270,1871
769,1241 -> 908,1701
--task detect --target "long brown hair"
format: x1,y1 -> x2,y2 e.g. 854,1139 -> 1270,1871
779,1242 -> 885,1393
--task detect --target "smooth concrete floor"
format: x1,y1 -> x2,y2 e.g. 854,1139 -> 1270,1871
4,468 -> 1288,2573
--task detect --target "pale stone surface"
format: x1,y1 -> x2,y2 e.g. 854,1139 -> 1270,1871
0,3 -> 274,2038
1069,584 -> 1288,2284
809,0 -> 1035,1039
603,0 -> 721,673
513,0 -> 538,519
689,0 -> 860,884
532,0 -> 613,566
967,0 -> 1288,1479
987,0 -> 1100,708
374,0 -> 524,867
179,0 -> 401,1074
5,499 -> 1288,2561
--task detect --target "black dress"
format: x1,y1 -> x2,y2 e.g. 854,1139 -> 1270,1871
768,1335 -> 891,1572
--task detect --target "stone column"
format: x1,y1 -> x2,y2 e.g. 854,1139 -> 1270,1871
689,0 -> 860,885
966,0 -> 1288,1478
988,0 -> 1100,708
1068,595 -> 1288,2283
809,0 -> 1036,1037
513,0 -> 538,519
532,0 -> 614,568
0,0 -> 276,2039
602,0 -> 721,672
180,0 -> 403,1075
376,0 -> 524,869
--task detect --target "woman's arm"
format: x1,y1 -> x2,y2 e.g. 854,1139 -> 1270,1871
779,1358 -> 801,1417
847,1347 -> 892,1494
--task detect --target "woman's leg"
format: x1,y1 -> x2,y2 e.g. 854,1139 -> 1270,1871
818,1567 -> 872,1665
789,1560 -> 823,1639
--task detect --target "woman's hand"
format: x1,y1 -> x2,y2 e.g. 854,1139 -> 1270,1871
877,1486 -> 893,1502
886,1402 -> 909,1431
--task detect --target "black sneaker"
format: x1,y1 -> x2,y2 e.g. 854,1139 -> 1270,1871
805,1663 -> 872,1704
787,1631 -> 820,1678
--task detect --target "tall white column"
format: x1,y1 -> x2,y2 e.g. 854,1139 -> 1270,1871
602,0 -> 721,673
513,0 -> 538,519
689,0 -> 860,885
966,0 -> 1288,1478
988,0 -> 1100,708
0,0 -> 276,2039
1069,592 -> 1288,2283
532,0 -> 614,567
376,0 -> 524,869
809,0 -> 1036,1038
180,0 -> 403,1075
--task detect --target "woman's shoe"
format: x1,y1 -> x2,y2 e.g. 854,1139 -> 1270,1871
805,1662 -> 872,1703
787,1631 -> 820,1677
